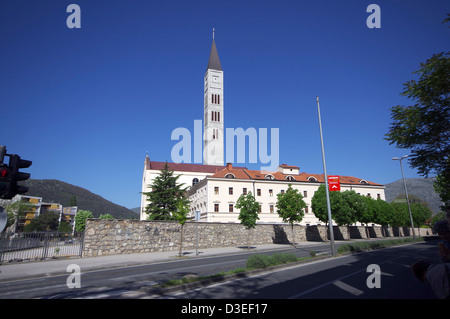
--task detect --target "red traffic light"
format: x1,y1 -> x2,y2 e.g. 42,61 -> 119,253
0,167 -> 10,179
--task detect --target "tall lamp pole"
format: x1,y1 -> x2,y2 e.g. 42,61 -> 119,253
392,155 -> 416,239
317,97 -> 336,256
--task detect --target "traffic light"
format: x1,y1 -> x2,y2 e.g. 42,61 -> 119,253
9,154 -> 32,197
0,165 -> 11,198
0,146 -> 32,199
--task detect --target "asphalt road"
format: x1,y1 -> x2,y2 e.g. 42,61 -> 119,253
0,243 -> 328,299
162,240 -> 440,299
0,240 -> 441,299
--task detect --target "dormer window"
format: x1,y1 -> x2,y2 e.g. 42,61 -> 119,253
308,176 -> 318,182
225,173 -> 235,179
285,175 -> 296,181
192,178 -> 199,186
265,174 -> 275,180
359,179 -> 369,185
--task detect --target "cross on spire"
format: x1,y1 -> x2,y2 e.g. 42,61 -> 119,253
213,27 -> 215,40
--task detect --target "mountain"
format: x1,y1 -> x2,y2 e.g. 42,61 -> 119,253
21,179 -> 137,219
384,177 -> 443,215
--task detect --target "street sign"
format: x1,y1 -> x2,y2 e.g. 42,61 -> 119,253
328,175 -> 340,191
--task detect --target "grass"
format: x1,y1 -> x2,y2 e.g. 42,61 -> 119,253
336,237 -> 424,254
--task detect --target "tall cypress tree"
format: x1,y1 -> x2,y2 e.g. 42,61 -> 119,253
143,162 -> 188,220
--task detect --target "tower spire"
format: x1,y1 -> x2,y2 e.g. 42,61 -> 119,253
207,30 -> 222,71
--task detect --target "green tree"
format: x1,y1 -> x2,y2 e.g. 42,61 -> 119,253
410,202 -> 432,227
68,195 -> 77,207
236,191 -> 260,249
311,185 -> 357,226
390,203 -> 410,227
276,184 -> 307,246
434,167 -> 450,212
385,50 -> 450,210
311,185 -> 331,224
143,162 -> 187,220
58,221 -> 73,233
24,212 -> 60,232
4,201 -> 30,231
173,199 -> 191,256
344,191 -> 372,225
392,194 -> 433,227
75,210 -> 93,232
372,198 -> 394,227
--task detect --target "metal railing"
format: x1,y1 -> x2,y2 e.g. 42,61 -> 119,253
0,231 -> 84,263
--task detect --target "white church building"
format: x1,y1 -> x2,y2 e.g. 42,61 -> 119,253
140,32 -> 386,224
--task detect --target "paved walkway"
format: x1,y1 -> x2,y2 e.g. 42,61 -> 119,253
0,242 -> 327,282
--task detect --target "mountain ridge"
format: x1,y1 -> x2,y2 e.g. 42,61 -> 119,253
384,177 -> 443,214
21,179 -> 137,219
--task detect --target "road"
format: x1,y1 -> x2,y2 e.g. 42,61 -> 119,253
0,242 -> 329,299
162,240 -> 440,299
0,240 -> 441,299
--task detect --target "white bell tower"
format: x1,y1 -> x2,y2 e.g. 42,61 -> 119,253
203,28 -> 224,166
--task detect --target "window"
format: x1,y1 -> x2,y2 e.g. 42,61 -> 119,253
377,194 -> 381,199
229,204 -> 234,213
308,176 -> 318,182
214,187 -> 219,194
211,94 -> 221,105
280,190 -> 285,194
258,205 -> 262,213
214,204 -> 219,212
305,206 -> 309,214
229,187 -> 233,195
265,174 -> 275,180
225,173 -> 235,179
257,189 -> 261,196
243,188 -> 247,195
192,178 -> 199,186
269,189 -> 273,196
286,176 -> 295,181
303,190 -> 308,198
270,205 -> 274,213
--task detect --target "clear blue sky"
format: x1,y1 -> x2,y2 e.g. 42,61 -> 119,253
1,1 -> 449,209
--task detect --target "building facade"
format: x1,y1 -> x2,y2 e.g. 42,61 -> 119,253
186,163 -> 385,225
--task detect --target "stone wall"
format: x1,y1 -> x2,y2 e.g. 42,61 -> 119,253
82,219 -> 430,257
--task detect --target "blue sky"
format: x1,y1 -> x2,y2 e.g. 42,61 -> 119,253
1,1 -> 449,209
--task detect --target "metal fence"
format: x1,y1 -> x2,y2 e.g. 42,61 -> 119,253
0,231 -> 84,263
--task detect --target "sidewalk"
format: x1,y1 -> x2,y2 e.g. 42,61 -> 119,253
0,242 -> 326,282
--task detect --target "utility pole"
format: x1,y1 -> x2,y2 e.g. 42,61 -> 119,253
316,97 -> 336,256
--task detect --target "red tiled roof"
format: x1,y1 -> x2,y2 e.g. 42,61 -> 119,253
209,164 -> 383,186
146,159 -> 247,174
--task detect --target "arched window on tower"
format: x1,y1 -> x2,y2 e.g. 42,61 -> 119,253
192,178 -> 199,186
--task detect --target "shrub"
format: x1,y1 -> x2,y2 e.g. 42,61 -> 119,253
246,253 -> 299,269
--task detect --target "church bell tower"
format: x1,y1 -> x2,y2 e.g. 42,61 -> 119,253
203,29 -> 224,166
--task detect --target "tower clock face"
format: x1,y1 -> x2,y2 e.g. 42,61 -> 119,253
212,76 -> 219,83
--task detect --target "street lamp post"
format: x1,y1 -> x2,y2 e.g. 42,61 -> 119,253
392,155 -> 416,239
317,97 -> 336,256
